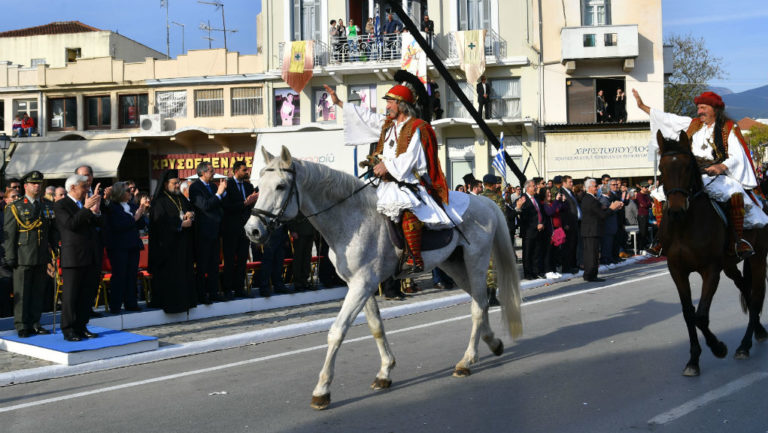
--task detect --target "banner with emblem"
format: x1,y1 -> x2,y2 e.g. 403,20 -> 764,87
400,31 -> 427,87
281,40 -> 315,94
454,30 -> 486,89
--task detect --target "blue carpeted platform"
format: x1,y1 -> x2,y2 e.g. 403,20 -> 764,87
0,326 -> 159,365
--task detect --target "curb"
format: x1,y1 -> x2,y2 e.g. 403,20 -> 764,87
0,255 -> 650,387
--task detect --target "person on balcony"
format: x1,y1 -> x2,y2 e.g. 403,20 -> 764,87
421,14 -> 435,49
477,76 -> 491,119
348,18 -> 360,61
383,13 -> 403,60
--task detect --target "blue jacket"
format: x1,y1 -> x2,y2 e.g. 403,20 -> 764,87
104,201 -> 145,251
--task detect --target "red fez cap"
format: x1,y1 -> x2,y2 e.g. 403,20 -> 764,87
693,91 -> 725,109
383,84 -> 415,104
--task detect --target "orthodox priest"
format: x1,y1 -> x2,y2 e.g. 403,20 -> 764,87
148,169 -> 197,313
323,73 -> 453,272
633,89 -> 768,258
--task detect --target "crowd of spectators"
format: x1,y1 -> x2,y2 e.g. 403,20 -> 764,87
0,162 -> 347,324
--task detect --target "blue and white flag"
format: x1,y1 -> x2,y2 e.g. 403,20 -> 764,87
492,132 -> 507,183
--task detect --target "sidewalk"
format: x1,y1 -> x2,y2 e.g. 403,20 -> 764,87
0,256 -> 657,386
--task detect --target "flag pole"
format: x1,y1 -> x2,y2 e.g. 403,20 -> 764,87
385,0 -> 526,186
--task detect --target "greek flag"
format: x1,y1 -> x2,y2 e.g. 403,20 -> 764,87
492,133 -> 507,183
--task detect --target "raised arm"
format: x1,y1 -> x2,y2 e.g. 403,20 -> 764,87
323,84 -> 342,108
632,89 -> 651,115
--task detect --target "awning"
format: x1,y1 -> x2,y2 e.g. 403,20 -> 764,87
5,139 -> 129,179
251,129 -> 368,182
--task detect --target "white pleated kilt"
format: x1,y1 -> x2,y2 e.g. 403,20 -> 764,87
376,181 -> 454,229
701,175 -> 768,229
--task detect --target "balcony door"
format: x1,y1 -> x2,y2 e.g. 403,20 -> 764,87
292,0 -> 322,41
458,0 -> 491,31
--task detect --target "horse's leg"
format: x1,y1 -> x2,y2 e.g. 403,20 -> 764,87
724,259 -> 756,358
695,267 -> 728,360
362,296 -> 396,390
453,264 -> 489,377
480,305 -> 504,356
670,268 -> 703,376
310,284 -> 372,410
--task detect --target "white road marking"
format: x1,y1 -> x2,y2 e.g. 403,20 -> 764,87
0,270 -> 669,414
648,372 -> 768,425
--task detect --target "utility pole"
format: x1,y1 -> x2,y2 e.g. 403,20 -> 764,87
198,1 -> 237,51
172,21 -> 185,54
161,0 -> 170,59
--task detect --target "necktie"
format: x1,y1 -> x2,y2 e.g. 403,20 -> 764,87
77,200 -> 83,209
530,194 -> 542,223
206,183 -> 214,195
238,182 -> 245,200
566,189 -> 582,220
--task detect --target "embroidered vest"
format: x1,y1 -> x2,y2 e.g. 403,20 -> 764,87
686,118 -> 733,163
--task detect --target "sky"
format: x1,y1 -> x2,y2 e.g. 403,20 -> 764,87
0,0 -> 765,93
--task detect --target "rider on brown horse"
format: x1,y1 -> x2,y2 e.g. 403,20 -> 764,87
633,89 -> 768,260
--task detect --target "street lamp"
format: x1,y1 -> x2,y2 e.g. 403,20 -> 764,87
0,133 -> 11,190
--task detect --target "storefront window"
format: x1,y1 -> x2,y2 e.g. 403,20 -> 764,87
313,87 -> 336,123
156,90 -> 187,118
86,95 -> 111,129
119,94 -> 149,128
194,89 -> 224,117
348,85 -> 377,113
49,97 -> 77,130
232,87 -> 263,116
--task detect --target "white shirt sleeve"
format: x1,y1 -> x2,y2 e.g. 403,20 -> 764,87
383,128 -> 426,183
723,129 -> 758,188
343,103 -> 384,146
648,108 -> 693,152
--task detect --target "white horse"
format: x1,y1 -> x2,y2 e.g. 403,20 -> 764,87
245,146 -> 522,410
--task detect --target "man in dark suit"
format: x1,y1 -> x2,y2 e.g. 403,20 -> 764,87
420,14 -> 435,48
75,164 -> 109,318
221,161 -> 258,298
476,75 -> 491,119
581,178 -> 623,282
54,174 -> 104,341
189,161 -> 227,304
513,180 -> 545,280
560,175 -> 582,274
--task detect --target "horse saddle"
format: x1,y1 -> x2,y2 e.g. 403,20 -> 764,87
386,219 -> 454,251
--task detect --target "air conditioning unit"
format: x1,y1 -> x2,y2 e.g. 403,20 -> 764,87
140,114 -> 163,133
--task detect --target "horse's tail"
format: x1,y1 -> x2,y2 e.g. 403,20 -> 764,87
492,205 -> 523,339
739,259 -> 753,314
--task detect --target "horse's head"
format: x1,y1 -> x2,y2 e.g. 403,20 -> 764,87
244,145 -> 300,244
657,130 -> 701,216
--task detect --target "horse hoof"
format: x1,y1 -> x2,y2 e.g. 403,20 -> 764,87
491,340 -> 504,357
712,342 -> 728,359
682,365 -> 700,377
734,349 -> 750,360
452,367 -> 471,377
371,378 -> 392,390
756,327 -> 768,342
310,393 -> 331,410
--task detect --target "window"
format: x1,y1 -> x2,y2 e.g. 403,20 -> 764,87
119,94 -> 149,128
231,87 -> 263,116
583,34 -> 596,47
30,58 -> 46,67
313,87 -> 336,122
13,99 -> 38,132
446,81 -> 472,118
49,97 -> 77,130
156,90 -> 187,118
582,0 -> 610,26
604,33 -> 617,47
275,88 -> 300,126
566,77 -> 625,123
292,0 -> 322,41
86,96 -> 111,129
458,0 -> 491,31
490,78 -> 521,119
194,89 -> 224,117
66,48 -> 81,63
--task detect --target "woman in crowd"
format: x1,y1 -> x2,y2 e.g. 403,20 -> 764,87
537,187 -> 566,278
105,182 -> 149,314
149,170 -> 197,314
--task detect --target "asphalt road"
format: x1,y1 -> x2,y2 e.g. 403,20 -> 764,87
2,262 -> 767,433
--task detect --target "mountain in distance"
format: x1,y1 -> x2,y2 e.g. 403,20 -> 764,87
709,86 -> 734,96
722,84 -> 768,120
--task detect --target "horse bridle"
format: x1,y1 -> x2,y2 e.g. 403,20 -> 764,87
250,167 -> 299,237
660,149 -> 707,208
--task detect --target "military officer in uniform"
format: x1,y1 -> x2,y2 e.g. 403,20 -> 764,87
3,171 -> 58,338
480,174 -> 505,306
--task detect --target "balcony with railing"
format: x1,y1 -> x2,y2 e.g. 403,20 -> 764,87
448,29 -> 507,63
277,39 -> 330,68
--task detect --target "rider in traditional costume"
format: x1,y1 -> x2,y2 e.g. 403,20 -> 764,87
323,74 -> 454,273
633,89 -> 768,259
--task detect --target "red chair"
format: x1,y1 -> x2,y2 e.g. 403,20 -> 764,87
137,237 -> 153,304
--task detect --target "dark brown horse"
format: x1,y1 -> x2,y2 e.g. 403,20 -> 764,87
658,130 -> 768,376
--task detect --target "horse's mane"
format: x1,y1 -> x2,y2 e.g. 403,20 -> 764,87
294,159 -> 377,208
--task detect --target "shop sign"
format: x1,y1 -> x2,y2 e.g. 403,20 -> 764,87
151,152 -> 254,178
